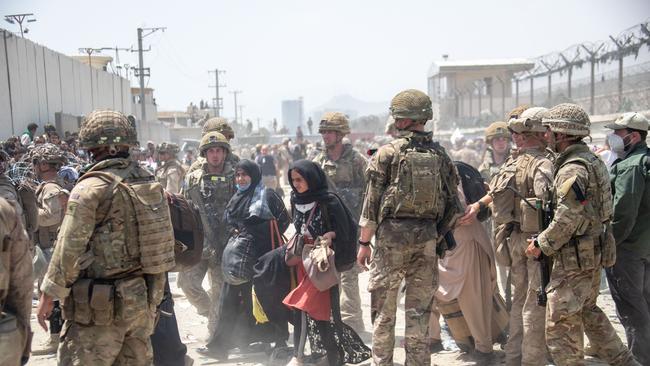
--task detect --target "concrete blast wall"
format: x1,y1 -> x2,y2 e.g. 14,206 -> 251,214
0,29 -> 131,139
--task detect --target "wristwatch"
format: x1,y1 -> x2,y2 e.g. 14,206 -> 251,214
358,239 -> 371,247
477,201 -> 487,212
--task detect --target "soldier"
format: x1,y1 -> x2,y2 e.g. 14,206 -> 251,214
357,89 -> 462,365
187,117 -> 240,175
31,143 -> 69,356
450,135 -> 481,169
313,111 -> 368,332
0,196 -> 33,366
478,121 -> 511,180
179,131 -> 235,343
525,103 -> 639,366
0,150 -> 39,241
36,110 -> 176,365
462,106 -> 553,366
155,142 -> 185,194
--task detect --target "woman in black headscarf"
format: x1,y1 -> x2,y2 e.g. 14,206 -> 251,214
283,160 -> 370,366
200,159 -> 289,360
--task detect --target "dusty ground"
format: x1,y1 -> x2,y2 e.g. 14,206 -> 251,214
28,270 -> 621,366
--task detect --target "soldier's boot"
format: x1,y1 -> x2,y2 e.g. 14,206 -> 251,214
32,333 -> 59,355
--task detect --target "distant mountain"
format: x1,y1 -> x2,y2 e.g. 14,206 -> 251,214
309,94 -> 388,120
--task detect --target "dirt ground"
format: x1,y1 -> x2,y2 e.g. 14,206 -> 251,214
29,269 -> 622,366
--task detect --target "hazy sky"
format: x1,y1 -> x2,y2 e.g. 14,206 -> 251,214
2,0 -> 649,123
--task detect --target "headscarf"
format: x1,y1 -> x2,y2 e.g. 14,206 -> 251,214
288,159 -> 329,204
225,159 -> 262,221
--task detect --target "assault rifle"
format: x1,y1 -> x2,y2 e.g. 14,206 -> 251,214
534,192 -> 554,306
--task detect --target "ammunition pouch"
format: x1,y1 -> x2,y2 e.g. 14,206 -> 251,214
558,236 -> 597,272
493,223 -> 513,267
519,198 -> 540,234
62,276 -> 148,326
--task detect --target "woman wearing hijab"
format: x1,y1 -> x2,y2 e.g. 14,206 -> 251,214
283,160 -> 370,366
201,159 -> 289,360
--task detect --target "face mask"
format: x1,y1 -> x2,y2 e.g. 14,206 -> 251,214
607,133 -> 625,155
236,183 -> 251,192
607,132 -> 633,156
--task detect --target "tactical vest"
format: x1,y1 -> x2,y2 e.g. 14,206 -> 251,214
185,165 -> 235,263
35,181 -> 65,249
378,137 -> 446,220
315,147 -> 364,218
79,163 -> 176,279
490,149 -> 548,232
552,147 -> 613,270
558,149 -> 613,235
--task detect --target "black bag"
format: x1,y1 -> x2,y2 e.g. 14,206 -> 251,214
222,234 -> 256,285
454,161 -> 489,221
166,193 -> 204,272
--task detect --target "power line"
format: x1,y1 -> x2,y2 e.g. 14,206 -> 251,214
135,26 -> 166,134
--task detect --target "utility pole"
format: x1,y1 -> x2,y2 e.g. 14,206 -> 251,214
3,13 -> 36,38
136,26 -> 165,139
102,46 -> 132,76
78,47 -> 105,109
230,90 -> 242,124
208,69 -> 226,117
239,105 -> 245,125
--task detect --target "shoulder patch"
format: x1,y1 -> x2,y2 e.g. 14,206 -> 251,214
558,175 -> 578,198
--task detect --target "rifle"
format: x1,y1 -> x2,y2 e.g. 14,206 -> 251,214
534,193 -> 554,306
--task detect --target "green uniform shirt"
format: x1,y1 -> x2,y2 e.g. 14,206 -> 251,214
610,141 -> 650,257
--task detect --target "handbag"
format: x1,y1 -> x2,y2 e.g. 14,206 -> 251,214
302,236 -> 339,291
222,234 -> 255,285
285,205 -> 317,266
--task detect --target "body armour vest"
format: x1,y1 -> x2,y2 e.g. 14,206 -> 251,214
79,159 -> 175,279
185,164 -> 235,263
490,149 -> 549,231
378,134 -> 448,220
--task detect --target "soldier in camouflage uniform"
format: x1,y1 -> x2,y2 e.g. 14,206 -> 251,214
179,131 -> 235,341
0,150 -> 39,241
0,196 -> 33,366
31,143 -> 69,356
187,117 -> 240,175
313,111 -> 368,332
36,110 -> 176,365
525,103 -> 639,366
478,121 -> 510,180
357,89 -> 462,365
155,142 -> 185,194
464,107 -> 553,365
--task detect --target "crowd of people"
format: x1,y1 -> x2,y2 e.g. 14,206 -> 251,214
0,88 -> 649,366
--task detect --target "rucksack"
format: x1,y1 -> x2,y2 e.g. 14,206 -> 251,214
166,192 -> 204,272
454,161 -> 489,222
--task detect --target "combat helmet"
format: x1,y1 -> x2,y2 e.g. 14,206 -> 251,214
485,121 -> 510,142
79,110 -> 137,150
157,142 -> 180,155
508,107 -> 548,134
31,143 -> 68,167
318,112 -> 350,135
202,117 -> 235,140
542,103 -> 590,137
389,89 -> 433,122
199,131 -> 230,157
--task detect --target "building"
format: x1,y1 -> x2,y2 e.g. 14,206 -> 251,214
427,58 -> 535,126
281,97 -> 304,133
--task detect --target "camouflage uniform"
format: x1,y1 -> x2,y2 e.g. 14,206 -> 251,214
360,90 -> 462,365
489,108 -> 553,365
155,142 -> 185,194
179,132 -> 235,337
313,112 -> 368,332
32,143 -> 69,355
0,197 -> 33,366
537,104 -> 637,366
40,110 -> 176,366
188,117 -> 240,175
